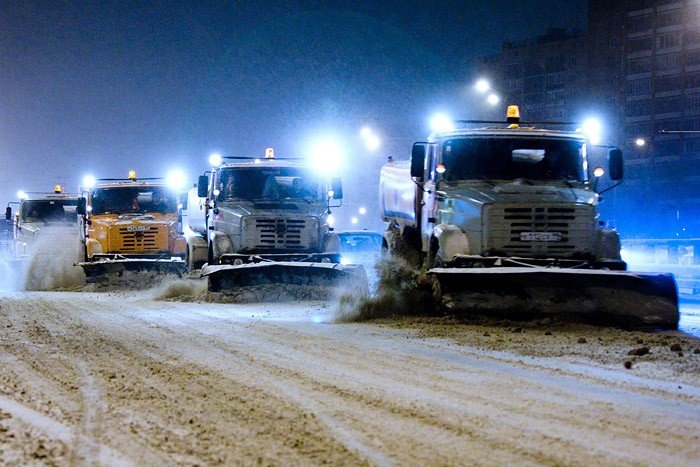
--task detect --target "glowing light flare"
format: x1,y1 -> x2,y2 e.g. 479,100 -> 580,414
82,175 -> 97,189
209,152 -> 223,167
166,169 -> 187,190
351,217 -> 359,224
17,190 -> 28,200
430,113 -> 454,132
593,166 -> 605,178
327,214 -> 335,226
310,140 -> 342,175
475,79 -> 490,93
359,127 -> 372,139
358,207 -> 367,215
487,93 -> 500,105
436,163 -> 446,174
582,118 -> 603,145
365,135 -> 381,151
635,138 -> 646,147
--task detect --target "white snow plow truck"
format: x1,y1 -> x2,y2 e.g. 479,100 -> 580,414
186,148 -> 367,293
5,185 -> 79,260
380,106 -> 679,329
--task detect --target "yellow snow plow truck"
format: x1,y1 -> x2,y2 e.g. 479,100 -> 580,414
380,106 -> 679,329
76,171 -> 187,281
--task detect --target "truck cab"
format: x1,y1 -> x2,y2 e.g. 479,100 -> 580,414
187,149 -> 343,270
77,174 -> 186,263
381,106 -> 625,269
6,186 -> 79,258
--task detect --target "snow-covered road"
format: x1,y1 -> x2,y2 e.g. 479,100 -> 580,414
0,290 -> 698,465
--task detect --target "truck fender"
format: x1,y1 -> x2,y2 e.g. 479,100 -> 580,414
594,228 -> 621,260
209,230 -> 233,259
432,224 -> 470,261
323,232 -> 340,253
85,238 -> 103,259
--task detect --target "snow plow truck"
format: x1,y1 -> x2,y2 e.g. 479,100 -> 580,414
76,171 -> 187,281
380,106 -> 679,329
185,149 -> 367,293
5,185 -> 79,260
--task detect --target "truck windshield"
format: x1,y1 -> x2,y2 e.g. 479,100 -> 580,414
218,167 -> 323,201
91,187 -> 178,215
441,137 -> 587,182
21,200 -> 78,223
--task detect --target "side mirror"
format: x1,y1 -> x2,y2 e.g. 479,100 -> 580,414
331,177 -> 343,200
411,143 -> 427,181
5,207 -> 11,221
76,197 -> 87,215
197,175 -> 209,198
608,148 -> 624,181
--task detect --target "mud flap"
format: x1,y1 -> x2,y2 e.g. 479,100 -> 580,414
428,267 -> 679,330
201,262 -> 368,295
79,259 -> 187,283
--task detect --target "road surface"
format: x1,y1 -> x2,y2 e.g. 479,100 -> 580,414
0,289 -> 698,465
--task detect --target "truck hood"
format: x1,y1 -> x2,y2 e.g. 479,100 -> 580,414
441,180 -> 597,207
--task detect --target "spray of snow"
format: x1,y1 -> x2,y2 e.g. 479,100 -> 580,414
333,257 -> 434,323
14,230 -> 86,291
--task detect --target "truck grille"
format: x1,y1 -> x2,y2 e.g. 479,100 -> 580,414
485,204 -> 594,258
109,226 -> 166,253
244,217 -> 317,251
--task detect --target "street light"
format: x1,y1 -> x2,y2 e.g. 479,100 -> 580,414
487,93 -> 500,106
635,138 -> 646,147
475,79 -> 491,93
360,127 -> 381,151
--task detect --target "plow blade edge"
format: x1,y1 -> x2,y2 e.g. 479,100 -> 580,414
201,262 -> 368,293
79,258 -> 187,282
429,267 -> 679,330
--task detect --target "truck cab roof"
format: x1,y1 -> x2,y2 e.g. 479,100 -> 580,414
219,159 -> 311,170
429,126 -> 588,142
93,180 -> 167,190
21,192 -> 79,201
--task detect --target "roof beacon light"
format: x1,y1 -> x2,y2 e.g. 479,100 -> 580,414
506,105 -> 520,127
128,170 -> 137,180
265,147 -> 275,159
54,184 -> 62,193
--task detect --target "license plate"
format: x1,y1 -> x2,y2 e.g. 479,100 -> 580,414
520,231 -> 562,241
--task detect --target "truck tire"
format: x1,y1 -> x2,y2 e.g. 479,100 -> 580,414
186,242 -> 206,273
208,242 -> 216,266
425,241 -> 445,270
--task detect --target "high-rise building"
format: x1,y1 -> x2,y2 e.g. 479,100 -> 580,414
478,28 -> 588,122
478,0 -> 700,237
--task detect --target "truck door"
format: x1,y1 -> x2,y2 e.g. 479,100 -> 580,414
419,143 -> 438,251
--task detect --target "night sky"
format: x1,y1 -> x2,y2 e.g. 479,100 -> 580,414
0,0 -> 586,200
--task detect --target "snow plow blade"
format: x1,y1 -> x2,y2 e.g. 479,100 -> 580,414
78,258 -> 187,282
429,267 -> 679,330
201,262 -> 368,294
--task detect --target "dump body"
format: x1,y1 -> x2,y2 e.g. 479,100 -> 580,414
380,123 -> 679,329
77,180 -> 186,280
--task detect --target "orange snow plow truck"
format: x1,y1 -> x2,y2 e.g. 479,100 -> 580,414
76,171 -> 187,282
